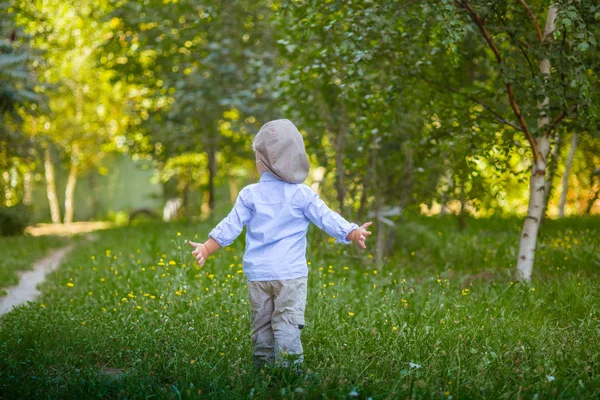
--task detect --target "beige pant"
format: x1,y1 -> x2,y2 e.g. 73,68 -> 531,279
247,276 -> 307,368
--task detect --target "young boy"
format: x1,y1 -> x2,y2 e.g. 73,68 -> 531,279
188,119 -> 372,369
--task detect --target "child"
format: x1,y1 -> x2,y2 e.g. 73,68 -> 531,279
188,119 -> 372,369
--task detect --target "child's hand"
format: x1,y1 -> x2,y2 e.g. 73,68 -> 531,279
188,240 -> 208,268
347,222 -> 373,249
187,238 -> 222,268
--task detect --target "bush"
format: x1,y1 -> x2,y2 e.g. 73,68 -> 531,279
0,204 -> 32,236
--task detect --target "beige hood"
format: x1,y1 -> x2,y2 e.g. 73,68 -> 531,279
253,119 -> 310,184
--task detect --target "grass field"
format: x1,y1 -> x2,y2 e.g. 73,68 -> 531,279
0,217 -> 599,399
0,234 -> 66,294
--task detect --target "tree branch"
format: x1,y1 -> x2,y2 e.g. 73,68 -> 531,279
458,1 -> 501,63
517,43 -> 536,78
458,0 -> 539,161
544,104 -> 581,136
488,3 -> 536,77
517,0 -> 543,41
417,75 -> 523,132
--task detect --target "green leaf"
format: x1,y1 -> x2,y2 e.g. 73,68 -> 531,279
577,41 -> 590,52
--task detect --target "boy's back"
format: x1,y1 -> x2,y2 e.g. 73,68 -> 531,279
188,119 -> 371,369
209,171 -> 358,281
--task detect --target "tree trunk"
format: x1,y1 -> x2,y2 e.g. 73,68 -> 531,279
558,133 -> 578,218
44,148 -> 61,224
542,132 -> 561,220
23,170 -> 32,206
516,137 -> 550,282
516,5 -> 557,282
356,181 -> 369,222
314,89 -> 347,213
64,161 -> 78,224
399,143 -> 414,209
64,80 -> 83,225
371,152 -> 384,265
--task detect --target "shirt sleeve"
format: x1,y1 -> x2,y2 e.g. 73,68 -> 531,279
302,187 -> 358,244
208,189 -> 252,247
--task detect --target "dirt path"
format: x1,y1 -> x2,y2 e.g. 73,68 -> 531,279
0,244 -> 75,316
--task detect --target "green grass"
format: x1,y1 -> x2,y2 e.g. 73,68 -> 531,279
0,234 -> 66,292
0,217 -> 599,399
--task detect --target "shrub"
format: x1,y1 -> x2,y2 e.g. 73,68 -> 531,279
0,204 -> 32,236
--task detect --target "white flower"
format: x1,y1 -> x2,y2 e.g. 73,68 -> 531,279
349,390 -> 359,397
547,375 -> 555,382
409,362 -> 421,369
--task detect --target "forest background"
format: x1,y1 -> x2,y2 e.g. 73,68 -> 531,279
1,0 -> 599,282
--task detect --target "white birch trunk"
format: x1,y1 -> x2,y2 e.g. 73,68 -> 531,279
64,162 -> 78,224
23,170 -> 32,205
558,133 -> 578,218
44,148 -> 61,224
63,81 -> 83,224
516,5 -> 558,282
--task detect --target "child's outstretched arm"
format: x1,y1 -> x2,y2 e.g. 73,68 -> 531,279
188,238 -> 221,268
303,187 -> 372,248
188,188 -> 252,267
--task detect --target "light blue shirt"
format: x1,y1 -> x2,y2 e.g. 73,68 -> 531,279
209,171 -> 359,281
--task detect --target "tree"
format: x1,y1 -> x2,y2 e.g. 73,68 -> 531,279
0,3 -> 50,216
105,0 -> 275,213
441,0 -> 600,281
13,0 -> 130,223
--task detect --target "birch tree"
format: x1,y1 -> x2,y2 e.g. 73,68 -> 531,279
443,0 -> 600,281
14,0 -> 130,223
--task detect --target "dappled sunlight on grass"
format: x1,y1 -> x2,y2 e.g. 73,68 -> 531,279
26,221 -> 114,237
